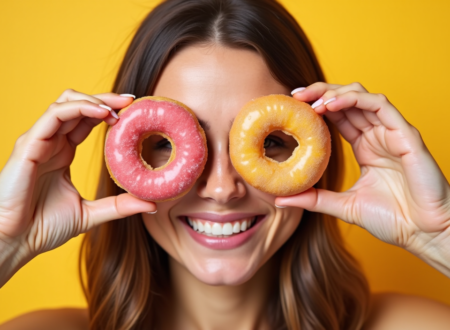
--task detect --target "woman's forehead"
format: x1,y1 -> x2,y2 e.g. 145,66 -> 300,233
153,44 -> 289,122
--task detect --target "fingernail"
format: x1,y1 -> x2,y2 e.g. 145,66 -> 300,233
99,104 -> 112,111
324,97 -> 336,106
311,99 -> 323,109
275,204 -> 287,209
120,93 -> 136,99
146,210 -> 157,214
111,111 -> 119,119
99,104 -> 119,119
291,87 -> 306,95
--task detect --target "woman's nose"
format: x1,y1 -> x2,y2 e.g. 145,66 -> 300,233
196,141 -> 246,204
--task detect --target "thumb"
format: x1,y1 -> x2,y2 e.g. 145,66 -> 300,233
275,188 -> 354,223
82,193 -> 157,230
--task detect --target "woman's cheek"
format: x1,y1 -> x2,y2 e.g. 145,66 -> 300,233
142,200 -> 181,260
262,207 -> 304,262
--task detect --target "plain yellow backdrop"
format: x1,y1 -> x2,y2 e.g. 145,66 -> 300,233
1,0 -> 449,323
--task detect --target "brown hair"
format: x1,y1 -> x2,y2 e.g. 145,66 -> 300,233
79,0 -> 370,329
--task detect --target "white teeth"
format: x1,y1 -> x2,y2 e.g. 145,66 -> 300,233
204,222 -> 212,234
212,223 -> 222,235
187,216 -> 258,236
223,223 -> 233,235
240,221 -> 248,232
233,222 -> 240,233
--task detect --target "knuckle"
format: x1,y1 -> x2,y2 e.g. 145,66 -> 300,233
14,133 -> 26,148
47,102 -> 59,111
409,125 -> 422,140
12,132 -> 30,156
323,90 -> 337,99
376,93 -> 389,103
63,88 -> 76,95
311,81 -> 327,89
350,81 -> 366,91
56,88 -> 78,101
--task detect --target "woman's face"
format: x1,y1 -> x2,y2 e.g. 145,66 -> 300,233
142,44 -> 303,285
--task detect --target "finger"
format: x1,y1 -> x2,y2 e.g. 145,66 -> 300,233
291,82 -> 341,103
275,188 -> 356,224
57,107 -> 118,135
323,92 -> 409,131
54,89 -> 134,124
362,109 -> 381,126
82,193 -> 157,230
92,92 -> 136,110
343,108 -> 373,133
36,142 -> 75,175
325,111 -> 361,144
66,117 -> 103,146
56,89 -> 135,110
29,100 -> 112,140
58,117 -> 83,135
291,82 -> 342,94
291,82 -> 368,104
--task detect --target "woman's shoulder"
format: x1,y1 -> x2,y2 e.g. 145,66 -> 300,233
364,292 -> 450,330
0,308 -> 88,330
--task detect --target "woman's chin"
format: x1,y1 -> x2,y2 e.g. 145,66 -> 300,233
172,215 -> 277,285
181,253 -> 264,286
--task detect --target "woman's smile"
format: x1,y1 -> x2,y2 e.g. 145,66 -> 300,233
180,213 -> 265,250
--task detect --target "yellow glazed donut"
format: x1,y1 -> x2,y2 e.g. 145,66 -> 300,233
229,94 -> 331,196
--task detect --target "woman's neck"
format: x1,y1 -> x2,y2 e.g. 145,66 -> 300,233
164,257 -> 278,330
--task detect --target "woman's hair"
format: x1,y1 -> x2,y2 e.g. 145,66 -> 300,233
79,0 -> 370,329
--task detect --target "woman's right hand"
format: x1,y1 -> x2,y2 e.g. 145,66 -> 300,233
0,89 -> 156,286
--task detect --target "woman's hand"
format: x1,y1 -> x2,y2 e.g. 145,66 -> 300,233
275,82 -> 450,276
0,89 -> 156,286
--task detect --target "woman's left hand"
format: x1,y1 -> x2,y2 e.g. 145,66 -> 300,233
275,82 -> 450,277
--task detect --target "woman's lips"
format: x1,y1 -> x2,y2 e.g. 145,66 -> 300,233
183,212 -> 260,222
180,214 -> 265,250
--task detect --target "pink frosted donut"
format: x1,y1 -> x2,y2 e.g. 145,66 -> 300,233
105,96 -> 208,202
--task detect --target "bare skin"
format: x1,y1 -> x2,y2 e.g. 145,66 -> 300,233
1,45 -> 450,329
142,45 -> 301,329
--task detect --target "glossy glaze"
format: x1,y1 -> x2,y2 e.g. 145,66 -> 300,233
229,94 -> 331,196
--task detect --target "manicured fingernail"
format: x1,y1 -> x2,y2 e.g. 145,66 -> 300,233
99,104 -> 119,119
291,87 -> 306,95
147,210 -> 157,214
120,93 -> 136,99
275,204 -> 287,209
99,104 -> 112,111
324,97 -> 336,105
311,99 -> 323,109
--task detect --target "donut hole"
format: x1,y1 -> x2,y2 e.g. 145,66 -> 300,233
140,133 -> 174,169
263,130 -> 299,163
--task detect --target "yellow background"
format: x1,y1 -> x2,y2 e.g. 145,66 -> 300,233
1,0 -> 449,323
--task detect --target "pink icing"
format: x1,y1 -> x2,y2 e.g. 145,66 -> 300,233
105,99 -> 207,201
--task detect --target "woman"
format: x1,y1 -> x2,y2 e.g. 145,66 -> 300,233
1,0 -> 450,329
